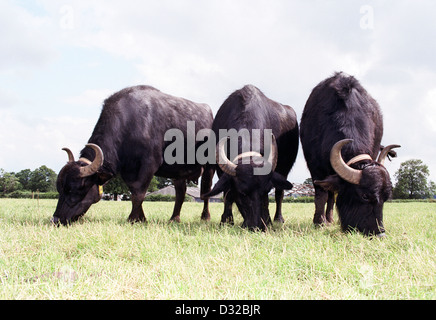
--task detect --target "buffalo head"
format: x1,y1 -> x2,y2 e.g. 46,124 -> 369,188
203,135 -> 293,231
315,139 -> 400,237
51,144 -> 105,225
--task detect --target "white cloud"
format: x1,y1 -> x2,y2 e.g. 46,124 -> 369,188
0,110 -> 94,172
1,0 -> 435,184
0,1 -> 56,75
0,88 -> 24,109
422,88 -> 436,131
62,88 -> 113,111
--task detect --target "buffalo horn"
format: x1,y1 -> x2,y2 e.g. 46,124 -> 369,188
232,151 -> 263,164
62,148 -> 75,163
217,137 -> 237,176
377,144 -> 401,166
346,154 -> 372,166
330,139 -> 362,185
232,134 -> 278,171
79,144 -> 104,178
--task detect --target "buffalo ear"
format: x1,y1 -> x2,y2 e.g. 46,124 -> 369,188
201,173 -> 231,199
96,171 -> 114,186
314,175 -> 341,192
271,172 -> 294,190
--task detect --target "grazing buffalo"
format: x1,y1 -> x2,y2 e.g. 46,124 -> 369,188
202,85 -> 299,231
52,85 -> 213,225
300,72 -> 400,237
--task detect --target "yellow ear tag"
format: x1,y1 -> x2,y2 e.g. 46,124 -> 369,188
99,185 -> 103,196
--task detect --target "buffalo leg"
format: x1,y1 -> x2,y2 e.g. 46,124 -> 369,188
325,191 -> 335,224
169,179 -> 187,223
221,191 -> 234,225
127,171 -> 154,223
200,167 -> 214,221
274,189 -> 285,223
128,192 -> 147,223
313,185 -> 328,226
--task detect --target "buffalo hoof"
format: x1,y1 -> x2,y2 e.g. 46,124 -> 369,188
326,217 -> 335,225
200,211 -> 211,221
128,215 -> 147,224
169,216 -> 181,223
220,216 -> 234,226
313,215 -> 333,227
274,216 -> 285,224
368,232 -> 387,240
313,221 -> 325,228
376,233 -> 387,239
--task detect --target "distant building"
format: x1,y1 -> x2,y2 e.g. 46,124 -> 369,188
269,183 -> 315,198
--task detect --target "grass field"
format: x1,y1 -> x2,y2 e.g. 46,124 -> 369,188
0,198 -> 434,300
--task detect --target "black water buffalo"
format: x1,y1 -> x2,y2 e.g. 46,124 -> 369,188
300,72 -> 400,237
52,85 -> 213,225
202,85 -> 299,231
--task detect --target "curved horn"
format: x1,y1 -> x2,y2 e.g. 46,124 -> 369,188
267,134 -> 278,172
79,144 -> 104,178
62,148 -> 75,163
330,139 -> 362,185
217,137 -> 237,176
232,151 -> 263,164
377,144 -> 401,165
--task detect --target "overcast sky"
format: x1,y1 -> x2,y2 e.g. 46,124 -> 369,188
1,0 -> 435,184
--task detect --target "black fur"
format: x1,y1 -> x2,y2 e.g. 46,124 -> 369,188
53,85 -> 213,225
300,72 -> 394,236
203,85 -> 299,231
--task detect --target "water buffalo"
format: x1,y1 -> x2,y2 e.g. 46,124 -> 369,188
52,85 -> 213,225
202,85 -> 299,231
300,72 -> 400,237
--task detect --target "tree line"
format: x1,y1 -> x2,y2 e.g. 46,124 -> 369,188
1,159 -> 435,199
0,166 -> 57,194
0,165 -> 175,199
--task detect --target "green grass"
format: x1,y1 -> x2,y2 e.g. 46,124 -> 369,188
0,199 -> 435,299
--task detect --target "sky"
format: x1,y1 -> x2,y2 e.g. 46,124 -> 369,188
1,0 -> 435,184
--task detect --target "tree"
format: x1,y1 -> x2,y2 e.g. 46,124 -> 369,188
0,169 -> 21,194
393,159 -> 436,199
155,176 -> 172,189
303,178 -> 313,185
429,181 -> 436,199
148,176 -> 160,192
16,169 -> 32,190
103,175 -> 171,199
28,165 -> 57,192
103,174 -> 130,200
